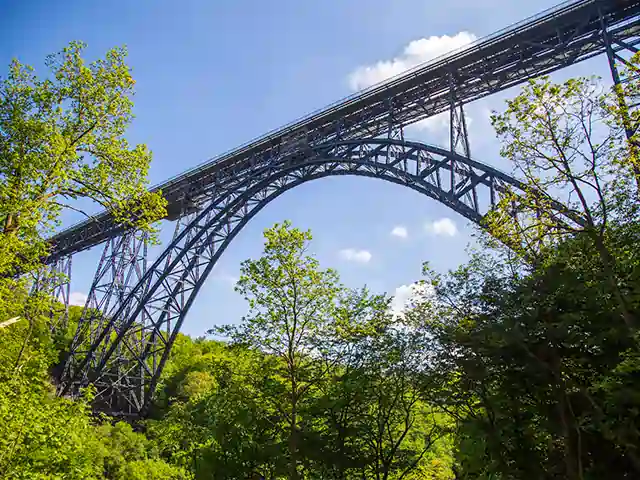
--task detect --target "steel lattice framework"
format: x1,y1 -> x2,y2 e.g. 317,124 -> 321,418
47,0 -> 640,261
45,0 -> 640,416
60,139 -> 544,416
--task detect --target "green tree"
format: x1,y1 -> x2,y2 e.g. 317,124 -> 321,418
312,299 -> 452,480
0,303 -> 186,479
147,280 -> 452,479
0,40 -> 166,281
414,239 -> 640,479
487,76 -> 638,329
215,221 -> 342,480
146,335 -> 287,479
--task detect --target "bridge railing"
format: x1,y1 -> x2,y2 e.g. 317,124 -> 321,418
51,0 -> 627,240
150,0 -> 587,190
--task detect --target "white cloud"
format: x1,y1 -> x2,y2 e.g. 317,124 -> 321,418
389,282 -> 433,317
411,113 -> 449,134
425,218 -> 458,237
69,291 -> 88,307
338,248 -> 372,263
391,225 -> 408,239
348,32 -> 477,91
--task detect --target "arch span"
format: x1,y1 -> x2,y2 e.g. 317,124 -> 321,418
61,139 -> 535,415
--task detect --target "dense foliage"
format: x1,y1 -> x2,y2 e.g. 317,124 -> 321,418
147,222 -> 454,479
0,307 -> 188,479
1,46 -> 640,479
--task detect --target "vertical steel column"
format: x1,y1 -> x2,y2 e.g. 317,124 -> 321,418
448,72 -> 477,210
449,73 -> 472,159
52,255 -> 72,330
59,230 -> 148,404
385,97 -> 405,142
384,97 -> 407,177
43,255 -> 73,331
600,5 -> 640,190
449,73 -> 479,209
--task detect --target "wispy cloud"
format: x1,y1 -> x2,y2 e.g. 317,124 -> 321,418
338,248 -> 372,263
425,218 -> 458,237
390,225 -> 408,239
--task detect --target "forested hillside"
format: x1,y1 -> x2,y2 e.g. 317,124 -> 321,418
1,43 -> 640,479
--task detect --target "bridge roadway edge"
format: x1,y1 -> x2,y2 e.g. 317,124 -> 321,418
46,0 -> 640,262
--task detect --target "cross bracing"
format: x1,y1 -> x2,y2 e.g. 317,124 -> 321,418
47,0 -> 640,262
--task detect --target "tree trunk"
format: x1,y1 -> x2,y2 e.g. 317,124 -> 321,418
289,410 -> 298,480
551,351 -> 582,480
592,234 -> 636,330
3,213 -> 18,235
556,391 -> 580,480
289,382 -> 299,480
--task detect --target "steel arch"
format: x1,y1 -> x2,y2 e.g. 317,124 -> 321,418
60,139 -> 561,416
45,0 -> 640,262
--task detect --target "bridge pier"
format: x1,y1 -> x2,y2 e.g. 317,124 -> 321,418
49,255 -> 72,331
59,231 -> 149,413
600,4 -> 640,189
30,254 -> 73,331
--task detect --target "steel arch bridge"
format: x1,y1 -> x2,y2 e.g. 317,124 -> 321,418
60,139 -> 534,416
37,0 -> 640,416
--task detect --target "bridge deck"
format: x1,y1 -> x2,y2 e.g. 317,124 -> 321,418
48,0 -> 640,260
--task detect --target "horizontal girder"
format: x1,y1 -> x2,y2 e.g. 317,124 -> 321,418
46,0 -> 640,262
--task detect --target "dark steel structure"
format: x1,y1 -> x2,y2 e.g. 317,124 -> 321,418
46,0 -> 640,416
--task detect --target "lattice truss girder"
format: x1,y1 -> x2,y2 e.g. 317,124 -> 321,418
46,1 -> 640,261
58,138 -> 563,416
60,231 -> 149,406
32,255 -> 73,330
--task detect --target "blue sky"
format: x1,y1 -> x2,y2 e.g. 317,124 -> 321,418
1,0 -> 615,336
